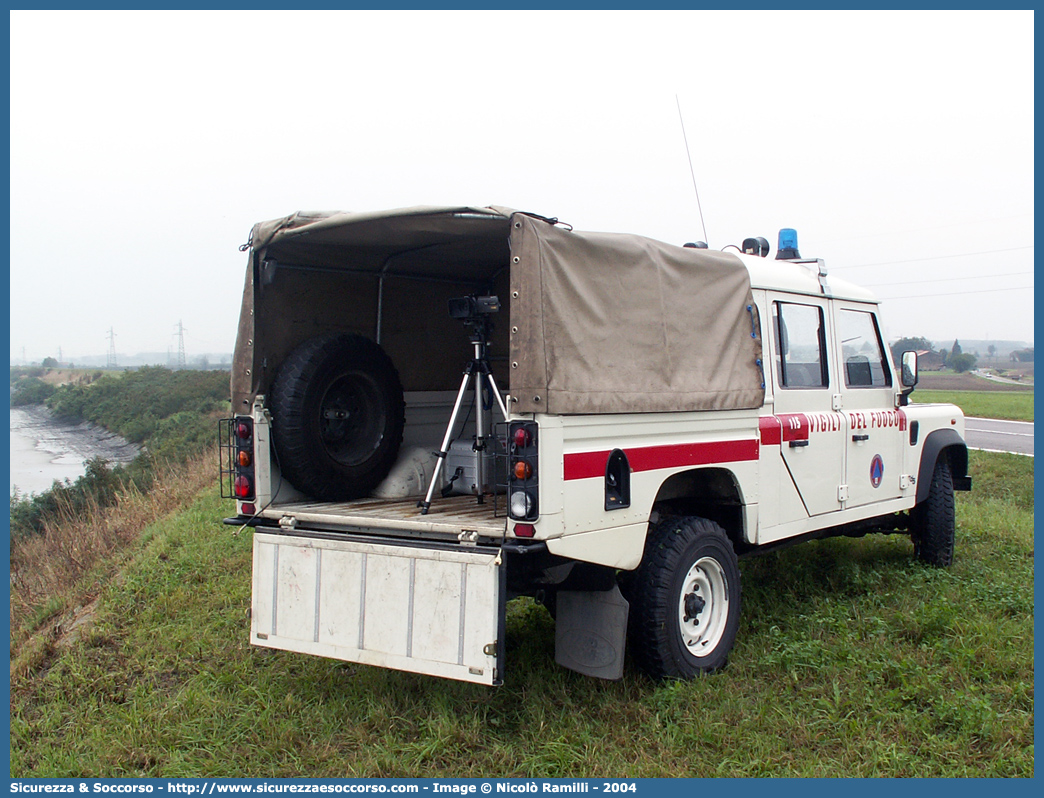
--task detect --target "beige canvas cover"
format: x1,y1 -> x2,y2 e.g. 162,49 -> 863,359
231,206 -> 765,415
508,214 -> 764,414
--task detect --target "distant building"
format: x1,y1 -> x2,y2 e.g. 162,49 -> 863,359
1011,348 -> 1034,363
917,350 -> 946,371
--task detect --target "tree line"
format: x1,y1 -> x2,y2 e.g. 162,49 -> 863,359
889,337 -> 980,373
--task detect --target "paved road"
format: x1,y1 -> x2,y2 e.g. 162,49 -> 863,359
965,417 -> 1034,456
970,369 -> 1033,387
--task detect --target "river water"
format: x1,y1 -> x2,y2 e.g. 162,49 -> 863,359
9,405 -> 140,497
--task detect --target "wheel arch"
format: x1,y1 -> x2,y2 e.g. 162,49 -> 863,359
916,429 -> 969,504
650,466 -> 746,549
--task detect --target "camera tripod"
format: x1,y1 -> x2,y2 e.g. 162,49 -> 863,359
419,319 -> 510,515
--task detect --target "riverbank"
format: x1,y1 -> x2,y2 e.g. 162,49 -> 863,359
9,366 -> 230,543
10,405 -> 140,497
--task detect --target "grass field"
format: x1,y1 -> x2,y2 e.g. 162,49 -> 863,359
912,390 -> 1034,422
10,450 -> 1033,778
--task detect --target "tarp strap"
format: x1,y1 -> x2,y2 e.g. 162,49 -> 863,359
515,211 -> 573,231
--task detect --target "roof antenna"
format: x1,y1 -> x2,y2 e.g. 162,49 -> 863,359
676,94 -> 709,247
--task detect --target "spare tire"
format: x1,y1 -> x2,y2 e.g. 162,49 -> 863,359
269,334 -> 405,501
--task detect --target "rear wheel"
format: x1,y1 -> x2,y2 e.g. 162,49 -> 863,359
626,516 -> 741,679
911,457 -> 955,566
269,334 -> 405,501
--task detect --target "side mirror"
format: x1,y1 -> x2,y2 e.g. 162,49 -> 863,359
901,350 -> 919,389
898,351 -> 918,406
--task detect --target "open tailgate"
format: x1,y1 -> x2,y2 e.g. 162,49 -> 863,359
251,531 -> 506,685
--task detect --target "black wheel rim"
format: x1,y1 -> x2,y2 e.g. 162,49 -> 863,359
317,371 -> 387,467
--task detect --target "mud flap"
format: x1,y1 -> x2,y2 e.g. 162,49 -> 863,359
252,531 -> 505,685
554,584 -> 629,680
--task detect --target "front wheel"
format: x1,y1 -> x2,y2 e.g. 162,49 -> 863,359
911,458 -> 956,567
626,516 -> 741,679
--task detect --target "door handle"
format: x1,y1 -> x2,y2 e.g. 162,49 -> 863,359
852,434 -> 870,442
789,439 -> 810,448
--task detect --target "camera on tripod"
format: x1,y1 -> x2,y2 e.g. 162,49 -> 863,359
448,294 -> 500,320
418,293 -> 509,514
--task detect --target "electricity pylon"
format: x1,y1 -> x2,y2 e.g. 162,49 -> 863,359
106,328 -> 117,369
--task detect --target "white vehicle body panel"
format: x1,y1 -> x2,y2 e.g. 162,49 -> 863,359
538,410 -> 760,569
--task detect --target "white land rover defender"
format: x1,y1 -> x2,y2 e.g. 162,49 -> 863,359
222,206 -> 971,685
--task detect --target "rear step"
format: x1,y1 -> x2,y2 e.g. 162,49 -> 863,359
259,494 -> 508,538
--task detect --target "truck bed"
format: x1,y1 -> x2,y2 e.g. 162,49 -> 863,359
259,494 -> 508,538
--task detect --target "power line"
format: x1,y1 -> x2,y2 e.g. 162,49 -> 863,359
860,270 -> 1032,288
831,245 -> 1033,271
878,284 -> 1034,301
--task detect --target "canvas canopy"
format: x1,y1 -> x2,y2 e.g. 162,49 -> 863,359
231,206 -> 765,415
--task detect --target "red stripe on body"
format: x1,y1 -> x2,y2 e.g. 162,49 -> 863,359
759,416 -> 782,446
563,439 -> 759,481
776,413 -> 811,442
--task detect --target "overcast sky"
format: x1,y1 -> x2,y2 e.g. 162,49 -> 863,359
9,10 -> 1034,364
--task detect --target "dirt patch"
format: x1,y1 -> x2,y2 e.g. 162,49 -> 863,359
54,597 -> 101,651
35,368 -> 107,387
10,597 -> 102,683
917,372 -> 1033,392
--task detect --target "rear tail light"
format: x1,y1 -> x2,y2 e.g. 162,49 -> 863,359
513,427 -> 531,448
233,416 -> 255,503
508,421 -> 538,522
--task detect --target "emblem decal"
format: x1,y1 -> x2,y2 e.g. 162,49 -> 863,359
870,455 -> 885,488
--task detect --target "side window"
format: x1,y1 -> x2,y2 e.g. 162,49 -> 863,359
838,309 -> 892,388
774,302 -> 828,388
